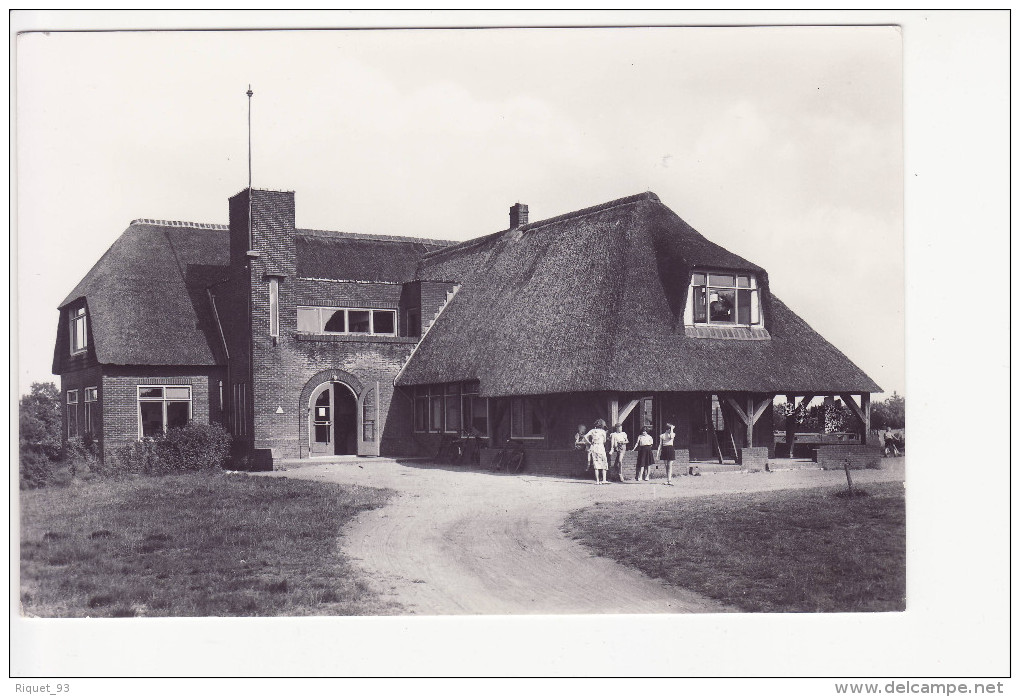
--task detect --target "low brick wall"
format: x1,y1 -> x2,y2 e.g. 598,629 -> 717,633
739,447 -> 769,471
815,444 -> 883,470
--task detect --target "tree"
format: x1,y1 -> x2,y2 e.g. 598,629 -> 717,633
19,381 -> 62,487
871,392 -> 905,430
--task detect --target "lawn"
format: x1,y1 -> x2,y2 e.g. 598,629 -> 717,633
563,481 -> 905,612
19,472 -> 396,617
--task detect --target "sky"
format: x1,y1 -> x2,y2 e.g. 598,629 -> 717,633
15,25 -> 904,397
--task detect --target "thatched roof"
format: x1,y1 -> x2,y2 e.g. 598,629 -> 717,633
295,230 -> 453,282
55,221 -> 231,368
397,192 -> 880,395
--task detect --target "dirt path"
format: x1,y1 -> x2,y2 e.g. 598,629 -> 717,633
259,459 -> 905,615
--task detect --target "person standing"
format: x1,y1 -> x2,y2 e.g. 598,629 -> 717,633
575,423 -> 590,472
585,419 -> 610,485
633,426 -> 655,481
609,423 -> 629,482
659,422 -> 677,485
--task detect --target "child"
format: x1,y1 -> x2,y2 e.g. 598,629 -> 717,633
609,423 -> 629,482
633,426 -> 655,481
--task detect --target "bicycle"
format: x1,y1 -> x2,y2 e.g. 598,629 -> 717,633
491,439 -> 526,473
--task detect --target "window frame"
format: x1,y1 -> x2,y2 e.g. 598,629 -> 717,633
268,277 -> 280,339
462,384 -> 489,437
688,270 -> 762,327
295,306 -> 398,337
136,385 -> 193,439
509,396 -> 546,440
69,305 -> 88,355
66,389 -> 79,439
84,387 -> 98,436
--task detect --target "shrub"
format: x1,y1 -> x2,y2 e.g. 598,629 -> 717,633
107,423 -> 232,475
19,382 -> 62,488
154,422 -> 232,473
64,434 -> 100,477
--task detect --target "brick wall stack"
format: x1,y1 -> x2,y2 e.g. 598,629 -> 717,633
739,446 -> 769,471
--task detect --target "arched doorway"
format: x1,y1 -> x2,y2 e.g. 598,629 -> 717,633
308,382 -> 358,456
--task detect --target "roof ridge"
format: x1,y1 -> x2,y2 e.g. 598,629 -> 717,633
421,191 -> 660,263
130,218 -> 228,230
296,228 -> 457,246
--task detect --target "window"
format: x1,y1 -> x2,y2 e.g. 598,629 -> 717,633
444,383 -> 461,433
137,385 -> 192,438
510,397 -> 545,439
413,387 -> 428,432
84,387 -> 98,435
429,391 -> 443,432
295,307 -> 398,336
66,390 -> 79,439
462,383 -> 489,436
689,272 -> 761,326
268,277 -> 280,338
69,306 -> 88,354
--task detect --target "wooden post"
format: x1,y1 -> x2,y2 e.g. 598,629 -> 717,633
785,393 -> 797,458
609,398 -> 619,428
746,395 -> 754,448
861,392 -> 871,445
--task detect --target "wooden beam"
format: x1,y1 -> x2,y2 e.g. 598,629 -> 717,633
750,397 -> 772,424
710,426 -> 724,464
862,393 -> 871,445
608,398 -> 619,427
840,393 -> 867,425
746,395 -> 754,448
723,396 -> 750,425
798,394 -> 816,409
617,399 -> 640,424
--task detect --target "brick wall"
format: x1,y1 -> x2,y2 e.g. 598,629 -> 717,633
815,444 -> 883,470
738,446 -> 769,471
99,368 -> 224,456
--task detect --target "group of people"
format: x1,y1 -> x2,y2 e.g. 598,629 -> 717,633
575,420 -> 686,486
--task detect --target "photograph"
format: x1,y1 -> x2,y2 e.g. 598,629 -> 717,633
11,10 -> 1008,682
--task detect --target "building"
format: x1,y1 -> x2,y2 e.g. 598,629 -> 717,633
54,187 -> 880,472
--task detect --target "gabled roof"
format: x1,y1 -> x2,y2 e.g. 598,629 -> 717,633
397,192 -> 880,395
56,221 -> 232,367
295,231 -> 453,282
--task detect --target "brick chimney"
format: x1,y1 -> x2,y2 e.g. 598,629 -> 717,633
509,202 -> 529,229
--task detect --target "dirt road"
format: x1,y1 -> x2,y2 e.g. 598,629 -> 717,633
260,459 -> 905,615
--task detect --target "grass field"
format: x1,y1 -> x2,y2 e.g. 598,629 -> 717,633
19,472 -> 395,617
563,481 -> 905,612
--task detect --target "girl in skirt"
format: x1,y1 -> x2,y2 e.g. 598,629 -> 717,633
659,422 -> 676,485
633,426 -> 655,481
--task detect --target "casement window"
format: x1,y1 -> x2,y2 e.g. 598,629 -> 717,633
510,397 -> 545,439
413,387 -> 428,432
296,306 -> 397,336
462,383 -> 489,436
689,272 -> 762,326
444,383 -> 461,434
137,385 -> 192,438
268,277 -> 280,339
66,390 -> 79,439
84,387 -> 98,435
429,391 -> 444,433
69,305 -> 88,354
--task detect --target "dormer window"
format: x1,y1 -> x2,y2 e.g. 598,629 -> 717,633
69,305 -> 88,354
689,272 -> 762,326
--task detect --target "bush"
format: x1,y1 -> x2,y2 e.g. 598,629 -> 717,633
19,382 -> 62,488
64,434 -> 100,477
107,422 -> 232,475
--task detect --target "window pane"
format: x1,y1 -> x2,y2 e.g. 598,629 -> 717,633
372,310 -> 395,334
471,397 -> 489,435
737,289 -> 752,324
314,424 -> 330,443
691,273 -> 706,286
693,286 -> 707,323
269,278 -> 280,337
165,387 -> 191,400
446,395 -> 461,432
709,274 -> 735,287
709,289 -> 735,322
324,310 -> 346,333
348,310 -> 370,333
430,396 -> 443,431
511,398 -> 524,438
297,307 -> 319,332
140,401 -> 164,437
414,396 -> 427,431
528,401 -> 544,437
85,387 -> 97,401
67,390 -> 78,404
737,275 -> 751,288
139,387 -> 163,399
167,401 -> 190,430
446,383 -> 460,395
750,289 -> 761,324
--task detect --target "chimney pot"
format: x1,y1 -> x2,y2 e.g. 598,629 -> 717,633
510,203 -> 529,229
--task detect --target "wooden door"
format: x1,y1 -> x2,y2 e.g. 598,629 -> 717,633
309,385 -> 333,456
